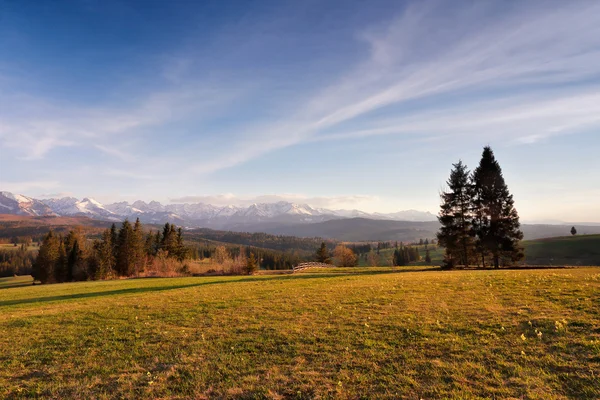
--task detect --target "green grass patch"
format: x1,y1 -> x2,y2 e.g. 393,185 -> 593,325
523,235 -> 600,266
0,243 -> 39,252
1,267 -> 599,398
0,275 -> 34,289
358,245 -> 444,267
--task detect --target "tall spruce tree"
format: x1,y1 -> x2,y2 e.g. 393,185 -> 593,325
132,218 -> 146,275
33,230 -> 60,283
315,242 -> 331,264
437,160 -> 476,268
472,146 -> 524,268
55,239 -> 67,283
116,219 -> 136,276
94,229 -> 115,279
110,223 -> 119,261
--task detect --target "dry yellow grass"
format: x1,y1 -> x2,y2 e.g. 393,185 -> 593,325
1,267 -> 598,398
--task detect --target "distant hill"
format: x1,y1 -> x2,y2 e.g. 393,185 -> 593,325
523,234 -> 600,266
3,214 -> 600,245
253,217 -> 600,242
0,215 -> 113,240
258,218 -> 440,242
520,224 -> 600,240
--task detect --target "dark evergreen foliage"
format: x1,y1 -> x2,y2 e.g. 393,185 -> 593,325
315,242 -> 331,264
32,219 -> 193,284
0,245 -> 35,277
425,249 -> 432,263
437,160 -> 476,268
437,147 -> 524,269
471,146 -> 524,268
245,253 -> 258,275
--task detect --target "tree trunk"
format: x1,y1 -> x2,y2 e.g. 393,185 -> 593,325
493,254 -> 499,269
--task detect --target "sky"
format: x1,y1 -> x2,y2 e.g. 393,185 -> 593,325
0,0 -> 599,222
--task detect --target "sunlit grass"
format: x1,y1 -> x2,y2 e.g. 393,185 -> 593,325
0,275 -> 33,289
1,267 -> 598,398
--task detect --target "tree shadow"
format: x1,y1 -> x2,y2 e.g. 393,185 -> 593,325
0,268 -> 436,307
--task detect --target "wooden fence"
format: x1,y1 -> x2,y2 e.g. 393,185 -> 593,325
292,262 -> 334,272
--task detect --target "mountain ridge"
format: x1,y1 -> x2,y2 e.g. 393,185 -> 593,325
0,191 -> 437,229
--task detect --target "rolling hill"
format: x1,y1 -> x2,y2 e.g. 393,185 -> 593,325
523,234 -> 600,265
254,217 -> 600,242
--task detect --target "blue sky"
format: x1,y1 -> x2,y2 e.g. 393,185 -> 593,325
1,0 -> 599,222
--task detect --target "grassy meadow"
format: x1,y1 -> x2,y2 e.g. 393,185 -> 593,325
0,243 -> 39,252
1,267 -> 599,399
523,235 -> 600,266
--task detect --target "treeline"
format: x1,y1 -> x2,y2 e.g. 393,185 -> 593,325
315,242 -> 358,267
190,244 -> 302,270
392,244 -> 426,266
0,245 -> 36,277
185,229 -> 333,253
33,220 -> 191,284
437,147 -> 523,269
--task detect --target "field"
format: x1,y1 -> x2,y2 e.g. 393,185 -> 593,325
0,276 -> 34,289
523,235 -> 600,266
0,243 -> 39,252
362,245 -> 444,266
1,267 -> 599,399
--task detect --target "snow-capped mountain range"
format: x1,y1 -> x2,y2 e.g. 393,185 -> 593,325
0,191 -> 437,228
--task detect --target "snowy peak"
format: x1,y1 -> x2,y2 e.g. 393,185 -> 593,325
42,196 -> 119,220
105,201 -> 143,216
215,205 -> 241,217
0,191 -> 55,216
332,209 -> 372,218
373,209 -> 437,222
0,191 -> 437,226
231,202 -> 323,219
130,200 -> 166,213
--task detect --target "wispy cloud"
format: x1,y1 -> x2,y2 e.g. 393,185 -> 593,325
0,84 -> 245,159
315,89 -> 600,144
0,180 -> 60,193
185,1 -> 600,173
1,1 -> 599,175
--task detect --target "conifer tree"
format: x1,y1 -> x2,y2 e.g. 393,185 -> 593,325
570,226 -> 577,236
55,239 -> 67,283
144,232 -> 154,257
94,229 -> 115,279
425,249 -> 432,264
437,160 -> 476,268
161,223 -> 178,256
393,246 -> 408,266
116,219 -> 136,276
67,239 -> 82,281
110,223 -> 118,261
153,231 -> 161,256
132,218 -> 146,275
33,230 -> 60,283
472,146 -> 524,268
315,242 -> 331,264
175,227 -> 187,261
245,253 -> 258,275
64,230 -> 86,281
